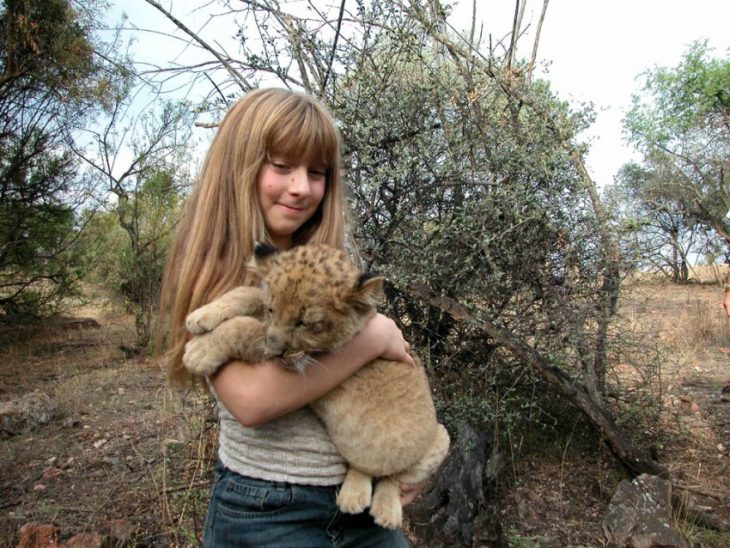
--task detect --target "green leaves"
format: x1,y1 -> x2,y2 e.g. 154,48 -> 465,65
0,0 -> 129,316
619,41 -> 730,261
627,41 -> 730,150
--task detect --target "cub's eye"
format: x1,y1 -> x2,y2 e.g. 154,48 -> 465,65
267,307 -> 274,315
295,319 -> 306,328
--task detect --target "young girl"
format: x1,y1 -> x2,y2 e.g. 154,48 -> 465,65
159,88 -> 417,547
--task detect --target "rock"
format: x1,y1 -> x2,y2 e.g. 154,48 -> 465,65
62,532 -> 104,547
58,316 -> 101,330
513,487 -> 548,531
18,522 -> 60,547
0,391 -> 57,436
602,474 -> 688,547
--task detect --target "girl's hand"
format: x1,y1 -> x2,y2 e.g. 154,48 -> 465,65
399,481 -> 424,506
361,313 -> 416,367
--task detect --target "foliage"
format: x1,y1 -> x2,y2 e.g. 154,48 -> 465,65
0,130 -> 81,315
77,100 -> 194,350
146,0 -> 662,477
0,0 -> 129,316
327,24 -> 609,416
621,42 -> 730,254
607,160 -> 715,281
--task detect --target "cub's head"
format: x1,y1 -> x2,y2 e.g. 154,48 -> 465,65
252,242 -> 383,371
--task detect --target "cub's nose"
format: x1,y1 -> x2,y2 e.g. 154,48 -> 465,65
265,332 -> 285,357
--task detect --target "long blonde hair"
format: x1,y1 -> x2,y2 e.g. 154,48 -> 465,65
159,88 -> 347,386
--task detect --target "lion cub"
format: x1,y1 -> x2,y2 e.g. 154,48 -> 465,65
183,243 -> 450,529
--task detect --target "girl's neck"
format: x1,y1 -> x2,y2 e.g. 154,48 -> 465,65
270,234 -> 293,250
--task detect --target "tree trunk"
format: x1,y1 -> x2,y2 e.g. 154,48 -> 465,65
406,422 -> 504,547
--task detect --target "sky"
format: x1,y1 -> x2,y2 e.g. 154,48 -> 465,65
449,0 -> 730,187
116,0 -> 730,188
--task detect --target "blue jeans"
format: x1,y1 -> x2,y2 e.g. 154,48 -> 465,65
203,462 -> 411,547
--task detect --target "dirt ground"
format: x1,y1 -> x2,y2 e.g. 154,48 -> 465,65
497,281 -> 730,547
0,281 -> 728,547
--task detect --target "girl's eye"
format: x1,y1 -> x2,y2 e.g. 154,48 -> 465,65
309,168 -> 326,178
272,162 -> 290,171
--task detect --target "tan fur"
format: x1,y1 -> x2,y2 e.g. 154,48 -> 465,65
183,244 -> 449,528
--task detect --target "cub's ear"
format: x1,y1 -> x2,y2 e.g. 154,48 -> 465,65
254,241 -> 280,259
343,272 -> 384,314
251,241 -> 281,275
357,272 -> 384,295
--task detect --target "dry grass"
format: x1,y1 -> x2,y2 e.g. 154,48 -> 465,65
2,279 -> 729,546
619,279 -> 730,546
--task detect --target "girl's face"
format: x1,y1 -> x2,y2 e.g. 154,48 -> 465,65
256,157 -> 327,249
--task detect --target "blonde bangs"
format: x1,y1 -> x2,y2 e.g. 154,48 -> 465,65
267,97 -> 340,169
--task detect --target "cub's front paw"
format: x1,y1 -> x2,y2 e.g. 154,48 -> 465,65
185,307 -> 224,335
183,335 -> 225,376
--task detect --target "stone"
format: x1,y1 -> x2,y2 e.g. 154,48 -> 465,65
62,532 -> 104,547
602,473 -> 688,547
18,522 -> 60,547
0,391 -> 56,436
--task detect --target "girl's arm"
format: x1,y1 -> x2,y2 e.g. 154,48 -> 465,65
210,313 -> 414,427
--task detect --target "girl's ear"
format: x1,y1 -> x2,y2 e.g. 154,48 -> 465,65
251,241 -> 280,275
342,272 -> 384,314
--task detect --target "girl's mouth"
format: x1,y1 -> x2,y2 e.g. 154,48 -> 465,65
277,203 -> 305,213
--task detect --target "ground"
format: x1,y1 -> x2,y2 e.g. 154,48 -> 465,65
0,280 -> 728,547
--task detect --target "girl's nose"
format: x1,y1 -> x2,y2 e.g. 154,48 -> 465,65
288,166 -> 312,196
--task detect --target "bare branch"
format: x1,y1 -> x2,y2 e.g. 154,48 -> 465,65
144,0 -> 253,93
528,0 -> 550,84
407,283 -> 667,478
322,0 -> 347,95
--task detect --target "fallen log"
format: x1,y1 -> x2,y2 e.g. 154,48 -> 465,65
409,283 -> 667,478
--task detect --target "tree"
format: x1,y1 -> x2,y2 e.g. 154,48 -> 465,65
143,2 -> 666,539
623,41 -> 730,250
0,0 -> 129,316
75,99 -> 194,350
81,167 -> 186,350
609,159 -> 712,281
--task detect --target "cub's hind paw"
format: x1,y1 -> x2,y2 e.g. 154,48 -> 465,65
337,480 -> 372,514
370,487 -> 402,529
337,469 -> 373,514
